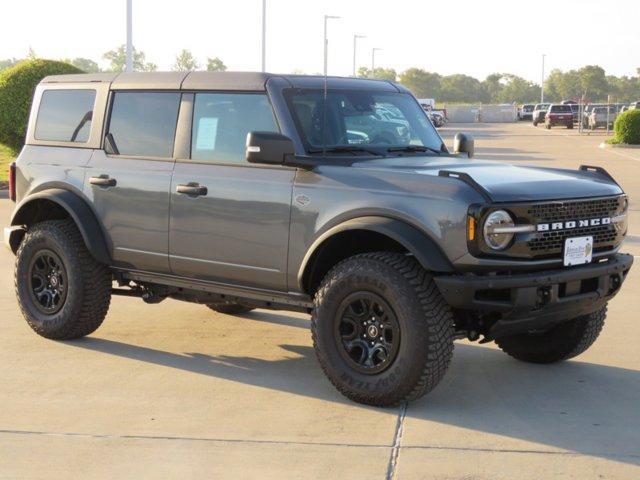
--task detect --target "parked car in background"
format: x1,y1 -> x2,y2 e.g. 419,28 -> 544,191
519,104 -> 534,121
628,101 -> 640,110
545,104 -> 574,129
581,104 -> 602,129
427,110 -> 445,127
569,104 -> 580,123
588,106 -> 617,130
532,103 -> 550,126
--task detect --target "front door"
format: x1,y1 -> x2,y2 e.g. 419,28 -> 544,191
169,92 -> 294,291
84,91 -> 181,273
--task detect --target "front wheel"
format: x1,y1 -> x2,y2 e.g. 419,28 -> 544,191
496,306 -> 606,364
15,220 -> 112,340
312,252 -> 454,406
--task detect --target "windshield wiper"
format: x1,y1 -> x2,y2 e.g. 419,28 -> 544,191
308,146 -> 382,156
386,145 -> 441,155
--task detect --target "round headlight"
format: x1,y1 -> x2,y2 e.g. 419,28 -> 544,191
483,210 -> 515,250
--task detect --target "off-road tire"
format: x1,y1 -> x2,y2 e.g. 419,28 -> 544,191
15,219 -> 112,340
496,306 -> 606,364
207,302 -> 254,315
311,252 -> 454,407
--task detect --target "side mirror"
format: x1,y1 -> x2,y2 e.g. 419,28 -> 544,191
246,131 -> 295,165
453,132 -> 474,158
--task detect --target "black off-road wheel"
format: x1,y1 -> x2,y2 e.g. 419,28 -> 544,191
207,302 -> 254,315
15,220 -> 112,340
311,252 -> 454,407
496,306 -> 607,364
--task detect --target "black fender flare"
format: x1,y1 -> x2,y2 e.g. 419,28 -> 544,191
298,216 -> 453,289
10,188 -> 112,265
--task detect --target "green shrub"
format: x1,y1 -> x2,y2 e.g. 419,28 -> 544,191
0,59 -> 82,153
612,110 -> 640,145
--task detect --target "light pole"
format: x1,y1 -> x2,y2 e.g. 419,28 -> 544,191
540,54 -> 546,103
261,0 -> 266,72
323,15 -> 340,76
371,48 -> 382,77
352,34 -> 366,77
126,0 -> 133,72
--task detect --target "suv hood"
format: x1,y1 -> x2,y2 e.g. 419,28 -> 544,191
354,157 -> 623,202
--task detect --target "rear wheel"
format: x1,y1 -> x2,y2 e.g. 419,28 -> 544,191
207,302 -> 254,315
496,307 -> 606,364
312,252 -> 454,406
15,220 -> 112,340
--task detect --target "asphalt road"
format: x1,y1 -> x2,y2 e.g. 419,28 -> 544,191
1,122 -> 639,479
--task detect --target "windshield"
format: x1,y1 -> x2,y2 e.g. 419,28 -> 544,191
287,89 -> 443,154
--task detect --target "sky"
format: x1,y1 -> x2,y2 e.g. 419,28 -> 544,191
1,0 -> 639,83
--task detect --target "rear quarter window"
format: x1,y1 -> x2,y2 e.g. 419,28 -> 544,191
35,89 -> 96,142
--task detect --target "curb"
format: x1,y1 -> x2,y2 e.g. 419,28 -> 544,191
0,190 -> 8,199
599,142 -> 640,149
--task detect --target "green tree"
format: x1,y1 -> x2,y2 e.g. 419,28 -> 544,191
206,57 -> 227,72
102,45 -> 157,72
397,68 -> 441,98
357,67 -> 396,81
63,57 -> 101,73
578,65 -> 608,100
27,47 -> 37,60
497,74 -> 540,103
481,73 -> 504,103
173,49 -> 199,71
439,74 -> 482,103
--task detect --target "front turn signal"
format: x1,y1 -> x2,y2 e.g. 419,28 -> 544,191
467,216 -> 476,241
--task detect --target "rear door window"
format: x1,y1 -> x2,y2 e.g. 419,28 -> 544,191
191,93 -> 279,164
35,89 -> 96,142
106,92 -> 181,158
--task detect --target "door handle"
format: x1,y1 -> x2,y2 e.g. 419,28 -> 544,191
176,183 -> 208,197
89,175 -> 117,187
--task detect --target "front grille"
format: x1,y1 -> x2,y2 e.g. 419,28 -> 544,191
524,196 -> 625,257
526,197 -> 621,223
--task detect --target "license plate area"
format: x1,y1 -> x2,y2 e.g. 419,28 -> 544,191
564,236 -> 593,267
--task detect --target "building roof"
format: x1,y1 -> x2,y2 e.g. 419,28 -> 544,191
40,71 -> 401,92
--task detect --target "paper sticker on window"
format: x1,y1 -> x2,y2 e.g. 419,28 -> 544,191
196,117 -> 219,150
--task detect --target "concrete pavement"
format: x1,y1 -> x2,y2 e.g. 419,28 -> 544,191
1,123 -> 639,479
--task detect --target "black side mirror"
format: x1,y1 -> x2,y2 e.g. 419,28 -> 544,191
246,132 -> 295,165
453,132 -> 474,158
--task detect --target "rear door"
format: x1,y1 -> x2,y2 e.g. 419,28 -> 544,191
168,92 -> 295,291
84,91 -> 181,273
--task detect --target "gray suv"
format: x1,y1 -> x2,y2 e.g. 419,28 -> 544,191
4,72 -> 633,406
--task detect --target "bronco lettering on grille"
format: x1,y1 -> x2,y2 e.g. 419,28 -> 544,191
537,217 -> 611,232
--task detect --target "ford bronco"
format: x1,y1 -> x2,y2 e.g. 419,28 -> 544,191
4,72 -> 633,406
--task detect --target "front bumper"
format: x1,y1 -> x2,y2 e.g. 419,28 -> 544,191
435,253 -> 633,338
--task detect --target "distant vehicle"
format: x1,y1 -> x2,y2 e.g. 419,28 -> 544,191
619,105 -> 629,113
628,101 -> 640,110
545,104 -> 574,129
569,104 -> 581,123
417,98 -> 435,110
561,100 -> 578,105
532,103 -> 550,126
519,104 -> 535,121
427,111 -> 445,127
581,104 -> 603,129
588,106 -> 617,130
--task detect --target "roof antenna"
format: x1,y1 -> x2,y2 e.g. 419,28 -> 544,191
322,15 -> 340,159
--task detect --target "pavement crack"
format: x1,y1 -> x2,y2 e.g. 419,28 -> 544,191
385,402 -> 407,480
